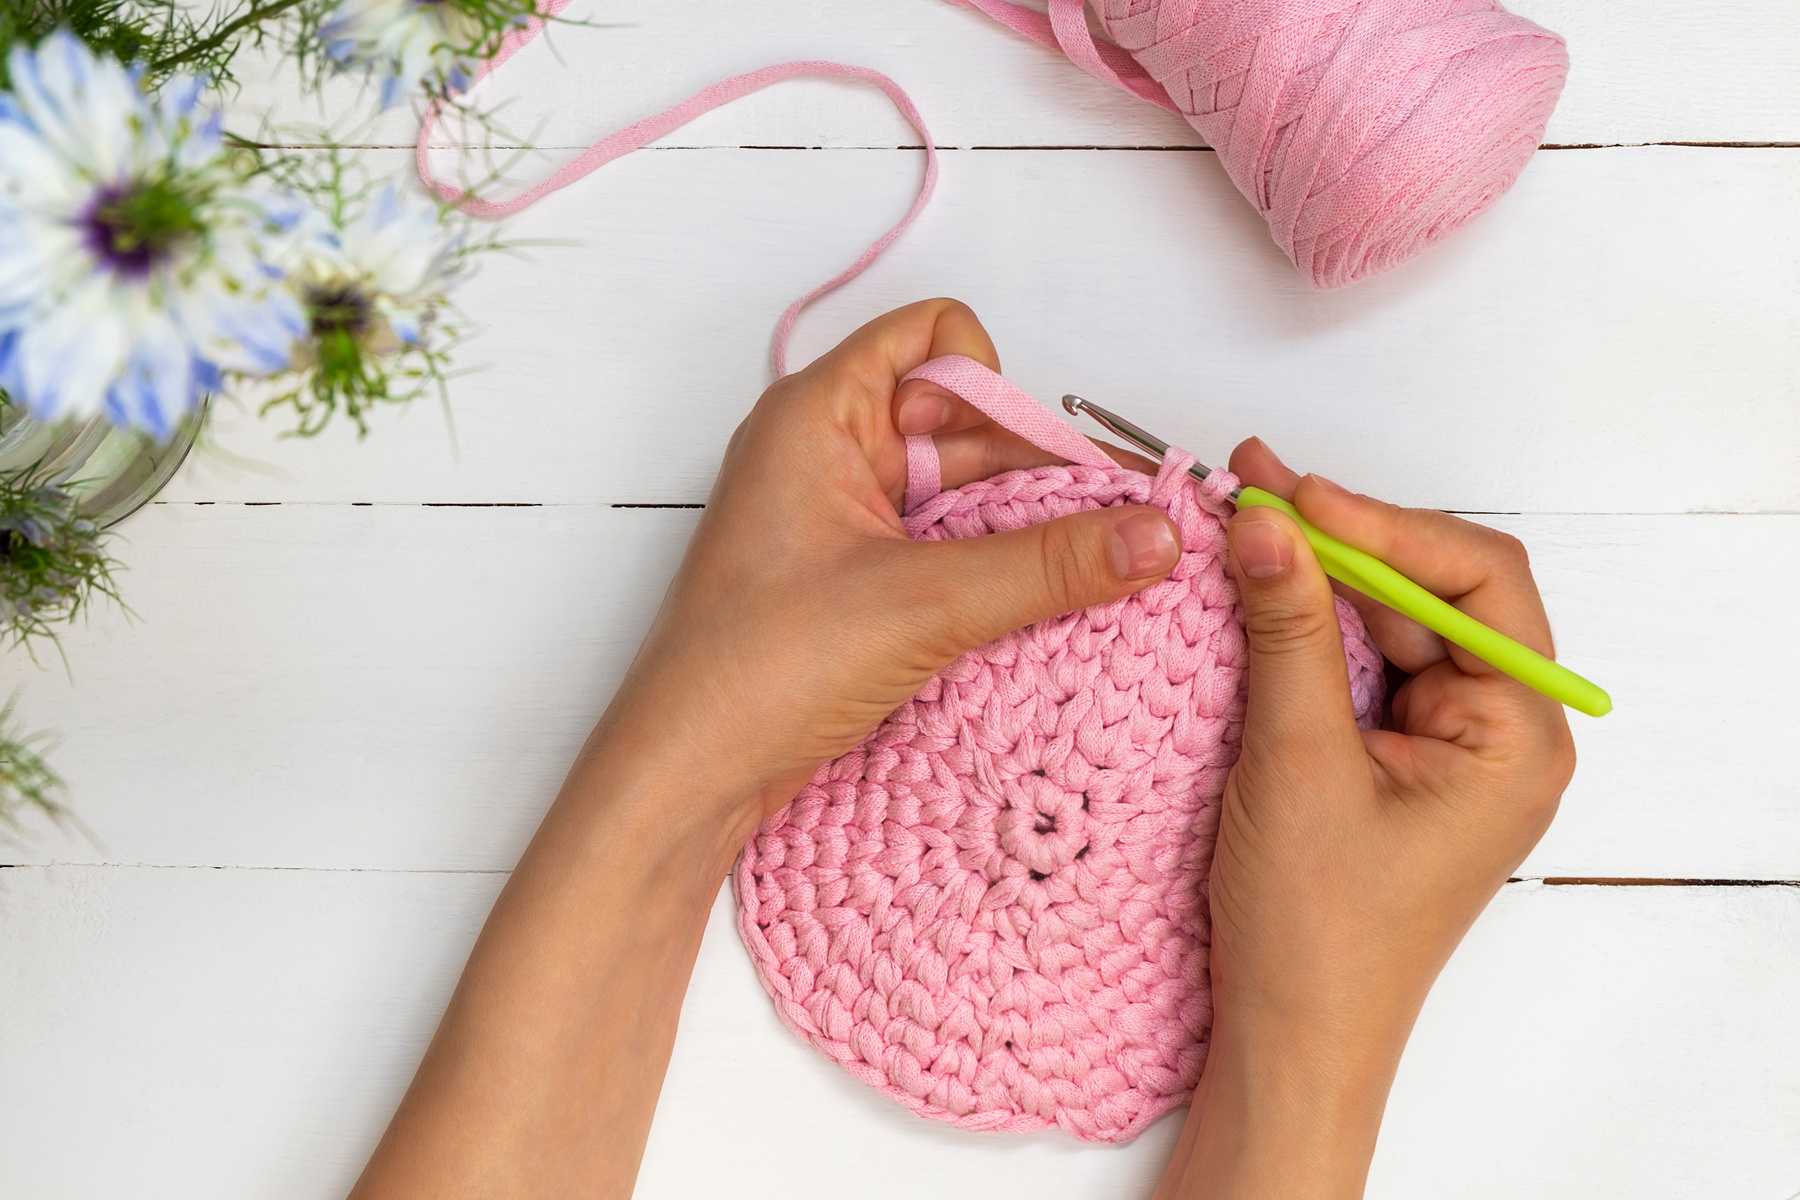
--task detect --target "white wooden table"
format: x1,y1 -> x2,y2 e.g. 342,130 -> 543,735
4,2 -> 1799,1196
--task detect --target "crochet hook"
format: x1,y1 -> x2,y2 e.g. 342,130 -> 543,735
1060,395 -> 1613,718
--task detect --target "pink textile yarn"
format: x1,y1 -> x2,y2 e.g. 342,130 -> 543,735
423,2 -> 1569,371
956,0 -> 1569,288
734,357 -> 1385,1141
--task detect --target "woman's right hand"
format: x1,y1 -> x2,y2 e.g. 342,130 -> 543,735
1155,440 -> 1577,1199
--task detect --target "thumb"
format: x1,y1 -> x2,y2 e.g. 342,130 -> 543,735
1228,507 -> 1362,758
905,505 -> 1180,654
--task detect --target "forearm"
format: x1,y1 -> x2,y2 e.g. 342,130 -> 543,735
349,728 -> 756,1200
1153,1001 -> 1419,1200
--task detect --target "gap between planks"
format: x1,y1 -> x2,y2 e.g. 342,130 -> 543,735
0,864 -> 1793,886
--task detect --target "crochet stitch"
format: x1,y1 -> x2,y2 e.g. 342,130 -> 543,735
734,387 -> 1385,1141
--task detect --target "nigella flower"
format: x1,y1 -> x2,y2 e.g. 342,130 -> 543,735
318,0 -> 529,110
265,182 -> 466,434
298,183 -> 459,355
0,32 -> 306,438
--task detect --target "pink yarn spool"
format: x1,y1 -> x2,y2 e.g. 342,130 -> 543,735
957,0 -> 1569,288
734,358 -> 1385,1141
425,1 -> 1569,359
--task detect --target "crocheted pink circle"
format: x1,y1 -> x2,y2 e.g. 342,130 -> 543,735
735,454 -> 1384,1142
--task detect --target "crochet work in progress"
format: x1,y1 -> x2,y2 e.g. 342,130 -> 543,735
955,0 -> 1569,288
735,361 -> 1386,1141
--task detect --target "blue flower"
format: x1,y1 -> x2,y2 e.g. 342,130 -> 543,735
293,183 -> 461,354
0,32 -> 306,438
319,0 -> 515,111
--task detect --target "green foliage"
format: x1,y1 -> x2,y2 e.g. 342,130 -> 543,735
0,463 -> 122,655
0,693 -> 62,837
0,0 -> 313,93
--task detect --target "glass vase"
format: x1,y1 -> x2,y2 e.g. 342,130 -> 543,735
0,402 -> 205,527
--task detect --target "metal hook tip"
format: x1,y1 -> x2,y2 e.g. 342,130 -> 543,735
1060,394 -> 1085,416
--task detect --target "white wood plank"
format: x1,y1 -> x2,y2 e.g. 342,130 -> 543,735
1,867 -> 1795,1198
222,0 -> 1800,149
0,864 -> 504,1200
5,504 -> 1794,879
161,145 -> 1800,513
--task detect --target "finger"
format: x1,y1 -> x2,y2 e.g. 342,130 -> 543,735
1227,506 -> 1366,764
750,299 -> 998,472
896,505 -> 1180,655
813,297 -> 1000,433
1226,436 -> 1303,498
929,426 -> 1161,492
895,376 -> 1160,490
750,299 -> 1003,509
1287,474 -> 1557,671
1228,438 -> 1444,669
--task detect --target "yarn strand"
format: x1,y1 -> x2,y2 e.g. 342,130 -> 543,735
416,4 -> 939,378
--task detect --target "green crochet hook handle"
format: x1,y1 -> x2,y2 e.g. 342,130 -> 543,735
1237,487 -> 1613,718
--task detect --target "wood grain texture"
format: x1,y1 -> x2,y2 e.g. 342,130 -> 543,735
1,867 -> 1795,1200
163,146 -> 1800,513
5,504 -> 1794,878
8,8 -> 1798,1193
223,0 -> 1800,149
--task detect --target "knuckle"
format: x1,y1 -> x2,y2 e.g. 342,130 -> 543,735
1489,529 -> 1531,568
1372,496 -> 1408,522
1549,724 -> 1578,787
979,436 -> 1010,481
1036,520 -> 1107,613
1242,601 -> 1335,655
722,413 -> 756,460
1502,717 -> 1575,829
1517,786 -> 1563,833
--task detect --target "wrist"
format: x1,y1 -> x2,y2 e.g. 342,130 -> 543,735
556,706 -> 769,882
1155,999 -> 1415,1200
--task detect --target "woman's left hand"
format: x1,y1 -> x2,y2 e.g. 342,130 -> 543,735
351,298 -> 1180,1200
598,297 -> 1179,845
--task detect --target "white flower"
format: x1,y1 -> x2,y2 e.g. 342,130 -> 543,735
0,31 -> 305,437
319,0 -> 510,110
293,183 -> 460,357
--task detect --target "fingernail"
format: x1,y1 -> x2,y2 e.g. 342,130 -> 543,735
896,391 -> 951,435
1308,473 -> 1352,495
1246,436 -> 1289,469
1234,514 -> 1292,579
1109,512 -> 1179,581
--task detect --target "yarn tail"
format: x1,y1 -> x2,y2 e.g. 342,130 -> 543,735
416,5 -> 938,379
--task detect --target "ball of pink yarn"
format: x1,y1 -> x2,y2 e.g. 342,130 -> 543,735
1094,0 -> 1569,287
734,452 -> 1385,1142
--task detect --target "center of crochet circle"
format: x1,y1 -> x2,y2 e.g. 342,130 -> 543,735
735,454 -> 1386,1143
993,773 -> 1089,879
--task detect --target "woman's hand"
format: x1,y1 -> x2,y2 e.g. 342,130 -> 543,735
600,297 -> 1178,852
350,299 -> 1180,1200
1154,440 -> 1577,1199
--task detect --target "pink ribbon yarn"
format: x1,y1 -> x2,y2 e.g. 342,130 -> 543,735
415,0 -> 936,379
734,356 -> 1385,1141
953,0 -> 1569,288
419,0 -> 1568,376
